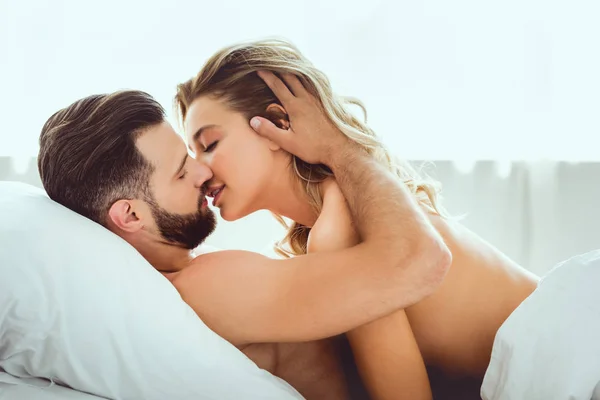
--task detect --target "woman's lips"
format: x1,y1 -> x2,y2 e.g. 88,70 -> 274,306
207,185 -> 225,207
212,186 -> 224,207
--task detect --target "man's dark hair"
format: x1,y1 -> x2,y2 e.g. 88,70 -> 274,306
38,90 -> 165,226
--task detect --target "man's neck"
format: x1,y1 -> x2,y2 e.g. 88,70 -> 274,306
134,238 -> 195,274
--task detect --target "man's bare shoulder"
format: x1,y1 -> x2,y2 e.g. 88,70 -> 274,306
168,249 -> 294,345
173,249 -> 270,286
194,249 -> 265,264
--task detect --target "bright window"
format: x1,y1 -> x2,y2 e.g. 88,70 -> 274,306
2,0 -> 599,160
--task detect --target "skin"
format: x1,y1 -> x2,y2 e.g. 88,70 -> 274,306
102,73 -> 450,399
313,182 -> 539,399
184,76 -> 539,399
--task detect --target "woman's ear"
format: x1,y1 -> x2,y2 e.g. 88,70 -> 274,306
263,104 -> 290,151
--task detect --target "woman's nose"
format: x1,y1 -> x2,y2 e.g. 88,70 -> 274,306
192,160 -> 213,188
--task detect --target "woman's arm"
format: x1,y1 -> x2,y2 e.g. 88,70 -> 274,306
308,180 -> 432,400
346,313 -> 432,400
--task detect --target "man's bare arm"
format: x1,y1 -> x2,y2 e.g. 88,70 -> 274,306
174,72 -> 451,346
175,248 -> 428,345
253,71 -> 451,304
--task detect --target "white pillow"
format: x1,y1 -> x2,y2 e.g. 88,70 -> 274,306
0,181 -> 302,400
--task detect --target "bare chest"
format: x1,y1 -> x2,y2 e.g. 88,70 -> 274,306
241,339 -> 351,400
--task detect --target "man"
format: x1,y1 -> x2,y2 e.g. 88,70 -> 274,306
37,72 -> 450,398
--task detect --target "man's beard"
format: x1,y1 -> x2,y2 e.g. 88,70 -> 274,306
146,193 -> 216,250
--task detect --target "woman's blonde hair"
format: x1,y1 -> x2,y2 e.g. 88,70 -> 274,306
175,39 -> 446,257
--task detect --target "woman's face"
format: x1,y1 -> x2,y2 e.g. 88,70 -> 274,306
184,96 -> 285,221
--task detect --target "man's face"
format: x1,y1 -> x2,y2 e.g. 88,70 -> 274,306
135,121 -> 216,249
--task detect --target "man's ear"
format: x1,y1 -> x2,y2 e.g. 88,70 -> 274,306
263,103 -> 290,151
107,199 -> 144,233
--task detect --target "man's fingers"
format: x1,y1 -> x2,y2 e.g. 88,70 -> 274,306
250,116 -> 294,150
281,73 -> 307,98
257,71 -> 295,107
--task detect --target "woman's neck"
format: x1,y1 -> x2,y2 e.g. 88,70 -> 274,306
260,164 -> 319,228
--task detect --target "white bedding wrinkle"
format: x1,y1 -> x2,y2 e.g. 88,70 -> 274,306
481,249 -> 600,400
0,373 -> 108,399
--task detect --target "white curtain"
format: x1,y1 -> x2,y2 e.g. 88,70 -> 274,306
3,157 -> 598,276
430,161 -> 600,276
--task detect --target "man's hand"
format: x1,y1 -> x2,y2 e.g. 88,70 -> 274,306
175,69 -> 450,347
250,71 -> 353,166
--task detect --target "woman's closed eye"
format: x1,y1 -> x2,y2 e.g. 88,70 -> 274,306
203,141 -> 219,153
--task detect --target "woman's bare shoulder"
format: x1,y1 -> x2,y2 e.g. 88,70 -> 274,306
307,179 -> 358,253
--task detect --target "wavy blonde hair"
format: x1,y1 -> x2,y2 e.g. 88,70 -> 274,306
175,39 -> 446,257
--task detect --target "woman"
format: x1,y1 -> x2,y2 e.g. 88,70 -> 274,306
174,40 -> 538,399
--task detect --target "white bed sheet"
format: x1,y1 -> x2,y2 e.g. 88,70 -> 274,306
481,249 -> 600,399
0,373 -> 106,400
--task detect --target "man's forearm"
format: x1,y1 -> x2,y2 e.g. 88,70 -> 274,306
327,142 -> 450,306
329,143 -> 438,248
250,70 -> 450,311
